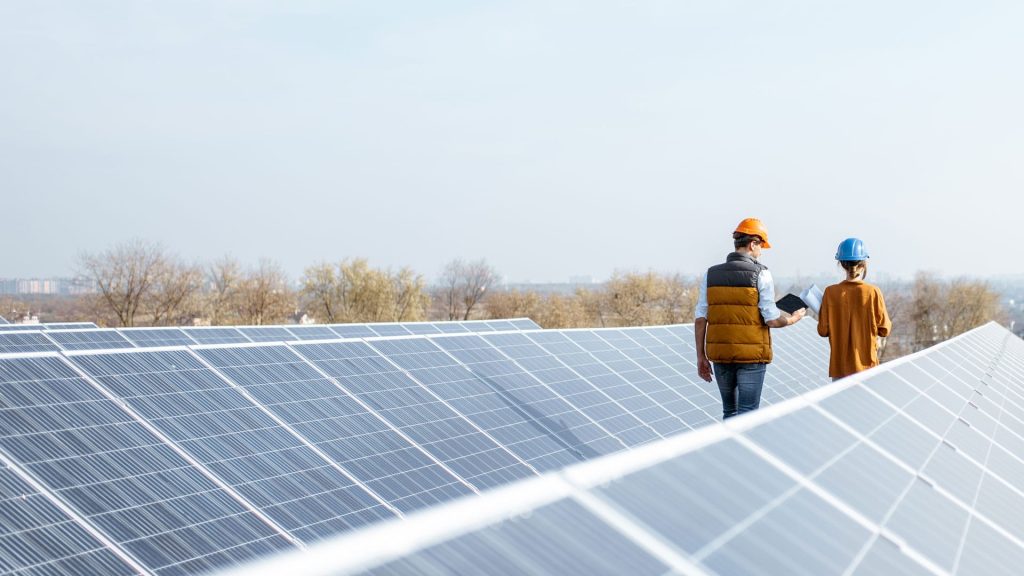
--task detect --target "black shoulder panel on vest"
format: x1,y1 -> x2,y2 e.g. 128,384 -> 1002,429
706,253 -> 765,288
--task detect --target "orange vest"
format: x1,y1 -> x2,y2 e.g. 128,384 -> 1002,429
705,253 -> 772,363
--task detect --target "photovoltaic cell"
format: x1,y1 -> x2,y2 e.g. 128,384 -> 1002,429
431,323 -> 471,334
366,324 -> 412,337
365,337 -> 582,472
397,323 -> 442,335
482,332 -> 663,446
361,500 -> 669,576
0,332 -> 61,354
293,340 -> 535,490
510,318 -> 541,330
284,326 -> 338,341
41,323 -> 99,330
239,322 -> 1024,576
119,328 -> 196,348
329,325 -> 378,338
426,335 -> 627,457
236,326 -> 296,343
521,331 -> 694,437
199,343 -> 474,514
44,330 -> 135,351
0,458 -> 137,575
69,349 -> 394,544
181,327 -> 250,345
0,355 -> 294,574
560,330 -> 719,423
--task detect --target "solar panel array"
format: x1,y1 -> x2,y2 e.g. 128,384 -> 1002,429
241,322 -> 1024,576
0,319 -> 543,352
0,315 -> 8,325
0,319 -> 831,574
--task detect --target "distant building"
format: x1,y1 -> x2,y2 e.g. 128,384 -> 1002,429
0,278 -> 94,295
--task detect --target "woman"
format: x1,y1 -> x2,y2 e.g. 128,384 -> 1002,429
817,237 -> 892,380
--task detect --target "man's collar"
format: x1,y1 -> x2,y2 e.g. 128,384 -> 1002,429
727,251 -> 759,264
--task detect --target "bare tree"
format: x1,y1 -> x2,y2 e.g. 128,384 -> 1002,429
206,256 -> 244,325
434,259 -> 499,321
235,259 -> 295,325
391,267 -> 430,322
302,259 -> 430,323
149,259 -> 204,326
77,239 -> 199,327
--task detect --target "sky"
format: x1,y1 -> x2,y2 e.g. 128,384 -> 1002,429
2,1 -> 1023,285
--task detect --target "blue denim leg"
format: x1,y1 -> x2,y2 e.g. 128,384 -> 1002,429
735,363 -> 767,416
713,363 -> 767,420
713,363 -> 738,419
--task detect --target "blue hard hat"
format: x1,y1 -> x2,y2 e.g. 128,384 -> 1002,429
836,238 -> 869,261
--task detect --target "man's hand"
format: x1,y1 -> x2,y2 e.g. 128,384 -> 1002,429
697,356 -> 713,382
790,308 -> 806,323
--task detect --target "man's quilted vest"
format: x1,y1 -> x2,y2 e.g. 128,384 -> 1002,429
705,252 -> 773,363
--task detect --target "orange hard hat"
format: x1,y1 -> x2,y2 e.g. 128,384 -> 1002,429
734,217 -> 771,248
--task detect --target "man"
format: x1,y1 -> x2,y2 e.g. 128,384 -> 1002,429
694,217 -> 805,419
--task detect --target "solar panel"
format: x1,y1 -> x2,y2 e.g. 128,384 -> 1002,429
236,326 -> 296,343
0,331 -> 61,354
41,322 -> 99,330
45,329 -> 136,351
291,340 -> 536,491
328,325 -> 379,338
0,315 -> 8,325
503,331 -> 694,437
457,321 -> 496,332
0,354 -> 295,574
69,349 -> 394,544
560,329 -> 721,422
394,336 -> 626,459
197,343 -> 475,514
479,332 -> 663,446
181,327 -> 251,345
395,323 -> 442,336
431,322 -> 471,334
119,327 -> 197,348
285,326 -> 339,341
366,324 -> 412,337
510,318 -> 542,330
0,452 -> 141,575
0,325 -> 45,332
250,322 -> 1024,576
363,337 -> 582,472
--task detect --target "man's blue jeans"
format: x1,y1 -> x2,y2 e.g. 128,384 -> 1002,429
713,362 -> 767,419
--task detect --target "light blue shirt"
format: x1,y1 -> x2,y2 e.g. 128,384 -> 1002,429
694,267 -> 782,323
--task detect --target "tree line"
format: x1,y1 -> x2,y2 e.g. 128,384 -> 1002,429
3,239 -> 1004,363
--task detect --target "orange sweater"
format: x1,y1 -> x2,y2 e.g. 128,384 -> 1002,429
817,279 -> 892,378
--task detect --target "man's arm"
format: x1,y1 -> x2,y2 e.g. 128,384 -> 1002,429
758,269 -> 804,328
766,308 -> 805,328
695,317 -> 713,382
